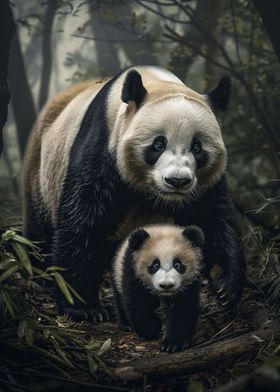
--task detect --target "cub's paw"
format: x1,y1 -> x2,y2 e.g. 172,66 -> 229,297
60,306 -> 111,322
214,274 -> 243,307
160,338 -> 188,353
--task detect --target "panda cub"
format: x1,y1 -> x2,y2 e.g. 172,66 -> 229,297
112,224 -> 205,353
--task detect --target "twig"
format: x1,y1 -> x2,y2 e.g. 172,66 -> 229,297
230,0 -> 242,64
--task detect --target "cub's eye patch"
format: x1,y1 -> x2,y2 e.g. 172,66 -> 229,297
144,136 -> 167,165
191,136 -> 208,168
148,258 -> 161,274
173,258 -> 186,274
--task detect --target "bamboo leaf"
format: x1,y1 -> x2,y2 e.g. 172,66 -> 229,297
1,288 -> 17,318
1,229 -> 16,242
0,264 -> 19,283
13,233 -> 40,249
11,242 -> 33,276
66,282 -> 86,304
53,272 -> 74,305
46,266 -> 66,272
0,258 -> 16,270
87,353 -> 98,376
97,338 -> 112,356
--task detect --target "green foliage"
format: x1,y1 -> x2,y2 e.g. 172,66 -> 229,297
0,229 -> 113,389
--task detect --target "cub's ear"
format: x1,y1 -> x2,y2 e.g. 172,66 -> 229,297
129,228 -> 150,251
121,70 -> 147,108
208,76 -> 231,111
182,226 -> 205,248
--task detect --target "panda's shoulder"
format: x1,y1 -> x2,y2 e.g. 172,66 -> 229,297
38,81 -> 95,135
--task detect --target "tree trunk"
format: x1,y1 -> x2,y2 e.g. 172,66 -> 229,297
201,0 -> 221,89
38,0 -> 59,110
0,0 -> 16,156
253,0 -> 280,61
91,7 -> 121,77
8,30 -> 36,158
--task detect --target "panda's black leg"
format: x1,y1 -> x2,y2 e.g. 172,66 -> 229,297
124,285 -> 161,340
200,177 -> 246,307
161,283 -> 200,353
112,285 -> 132,331
56,263 -> 110,322
52,229 -> 111,322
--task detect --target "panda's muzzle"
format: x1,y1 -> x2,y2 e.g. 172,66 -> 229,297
164,177 -> 192,189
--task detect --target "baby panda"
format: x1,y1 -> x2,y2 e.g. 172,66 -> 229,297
112,224 -> 205,353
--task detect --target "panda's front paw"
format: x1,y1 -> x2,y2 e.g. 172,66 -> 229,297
160,338 -> 188,353
215,274 -> 243,307
60,306 -> 111,322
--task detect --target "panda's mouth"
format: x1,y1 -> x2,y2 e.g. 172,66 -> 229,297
158,190 -> 187,200
159,289 -> 176,296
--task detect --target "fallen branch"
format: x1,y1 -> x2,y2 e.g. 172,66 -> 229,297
114,322 -> 280,382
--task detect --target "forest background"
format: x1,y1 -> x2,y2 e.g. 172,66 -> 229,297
0,1 -> 280,391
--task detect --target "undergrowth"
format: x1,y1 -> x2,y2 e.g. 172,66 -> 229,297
0,228 -> 122,391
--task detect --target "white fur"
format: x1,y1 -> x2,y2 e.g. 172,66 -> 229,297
40,85 -> 102,222
112,237 -> 128,293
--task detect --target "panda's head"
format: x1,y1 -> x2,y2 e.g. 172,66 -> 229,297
129,224 -> 205,296
112,68 -> 229,203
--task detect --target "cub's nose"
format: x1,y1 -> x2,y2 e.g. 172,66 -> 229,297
165,177 -> 192,189
159,283 -> 175,290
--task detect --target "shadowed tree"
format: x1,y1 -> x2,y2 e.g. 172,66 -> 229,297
91,6 -> 121,77
0,0 -> 16,156
8,30 -> 36,158
253,0 -> 280,61
38,0 -> 59,110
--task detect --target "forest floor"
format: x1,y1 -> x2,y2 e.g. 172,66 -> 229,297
11,265 -> 279,392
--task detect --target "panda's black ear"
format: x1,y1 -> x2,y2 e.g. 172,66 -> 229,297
182,226 -> 205,248
208,76 -> 231,111
129,228 -> 150,251
121,70 -> 147,108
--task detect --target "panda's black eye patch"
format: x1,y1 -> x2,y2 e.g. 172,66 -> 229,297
144,136 -> 167,165
148,259 -> 161,275
173,258 -> 186,274
191,138 -> 202,154
191,136 -> 208,168
153,136 -> 166,152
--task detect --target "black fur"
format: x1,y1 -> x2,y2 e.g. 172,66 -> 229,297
208,76 -> 231,111
121,70 -> 147,108
161,283 -> 200,352
129,228 -> 150,251
173,175 -> 246,305
112,242 -> 200,352
191,137 -> 208,168
182,226 -> 205,248
144,136 -> 167,165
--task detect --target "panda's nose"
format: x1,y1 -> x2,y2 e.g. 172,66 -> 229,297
159,283 -> 174,290
165,177 -> 192,189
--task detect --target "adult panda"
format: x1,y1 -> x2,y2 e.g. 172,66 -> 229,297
22,66 -> 245,321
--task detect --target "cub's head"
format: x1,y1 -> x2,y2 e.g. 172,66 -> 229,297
128,224 -> 205,296
113,68 -> 229,203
